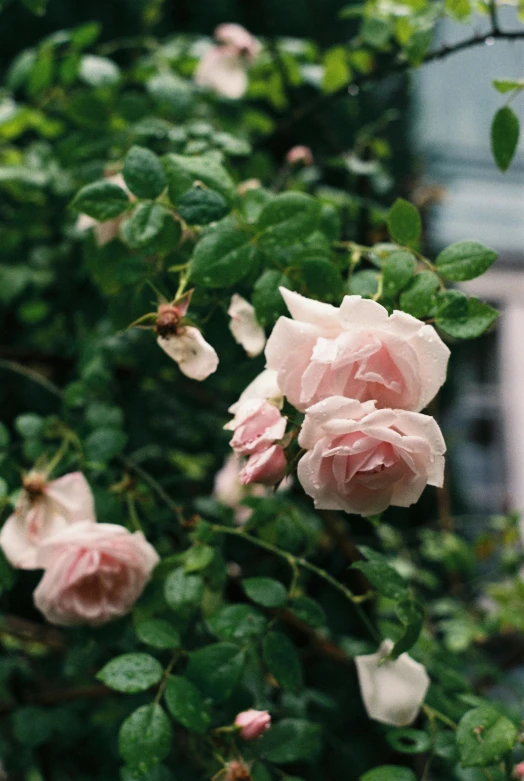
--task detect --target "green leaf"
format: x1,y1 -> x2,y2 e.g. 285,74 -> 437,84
97,653 -> 163,693
456,705 -> 518,768
298,257 -> 343,300
0,422 -> 10,449
164,568 -> 203,616
445,0 -> 471,18
185,642 -> 245,702
163,153 -> 236,204
123,146 -> 167,199
71,22 -> 102,49
164,675 -> 211,734
207,604 -> 268,642
360,768 -> 417,781
71,180 -> 130,221
352,546 -> 409,600
120,203 -> 171,250
386,728 -> 432,754
189,228 -> 257,288
435,241 -> 497,281
176,187 -> 229,225
257,193 -> 321,249
252,270 -> 294,326
391,598 -> 424,658
493,78 -> 524,94
386,199 -> 421,246
259,718 -> 322,763
243,577 -> 288,608
348,270 -> 380,297
436,291 -> 499,339
118,704 -> 172,770
79,55 -> 120,87
382,251 -> 416,297
322,46 -> 351,93
491,106 -> 520,172
136,619 -> 181,650
289,596 -> 327,629
361,17 -> 391,48
84,428 -> 127,462
262,631 -> 303,692
399,271 -> 440,318
15,413 -> 43,438
184,544 -> 215,573
21,0 -> 48,15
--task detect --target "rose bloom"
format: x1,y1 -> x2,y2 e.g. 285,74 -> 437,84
514,762 -> 524,779
228,294 -> 266,357
240,444 -> 287,486
33,522 -> 159,626
297,397 -> 445,516
234,709 -> 271,740
0,471 -> 95,569
195,23 -> 260,99
355,639 -> 430,727
157,326 -> 219,381
265,288 -> 449,413
286,145 -> 314,166
225,399 -> 286,456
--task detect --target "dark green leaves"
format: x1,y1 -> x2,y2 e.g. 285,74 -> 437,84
176,187 -> 229,225
391,598 -> 425,658
163,153 -> 236,203
136,620 -> 181,650
123,146 -> 166,199
386,199 -> 421,246
185,643 -> 245,702
352,546 -> 408,600
71,180 -> 130,220
436,241 -> 497,281
456,705 -> 518,768
97,653 -> 163,693
189,228 -> 257,287
361,768 -> 417,781
120,203 -> 171,250
119,704 -> 172,769
262,631 -> 303,692
208,604 -> 267,642
257,193 -> 321,248
382,251 -> 416,297
164,569 -> 203,617
436,291 -> 499,339
259,718 -> 322,763
164,675 -> 210,734
399,271 -> 440,318
243,577 -> 288,608
491,106 -> 520,172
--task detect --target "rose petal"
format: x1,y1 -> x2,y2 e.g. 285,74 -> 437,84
157,327 -> 219,380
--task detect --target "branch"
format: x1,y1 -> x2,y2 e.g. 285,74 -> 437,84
266,26 -> 524,140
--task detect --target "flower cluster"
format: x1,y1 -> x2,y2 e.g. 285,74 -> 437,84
0,470 -> 158,626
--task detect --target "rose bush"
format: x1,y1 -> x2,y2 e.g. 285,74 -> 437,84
0,3 -> 520,781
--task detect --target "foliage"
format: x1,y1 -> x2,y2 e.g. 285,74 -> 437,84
0,2 -> 523,781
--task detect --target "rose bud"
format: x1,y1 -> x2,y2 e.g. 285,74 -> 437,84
234,709 -> 271,740
226,399 -> 286,456
240,445 -> 287,486
225,760 -> 252,781
355,639 -> 430,727
286,145 -> 314,167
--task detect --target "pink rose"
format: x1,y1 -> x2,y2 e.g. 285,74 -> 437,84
240,445 -> 287,486
214,24 -> 261,60
265,289 -> 449,413
286,146 -> 314,166
297,397 -> 445,516
33,522 -> 159,626
0,471 -> 95,570
228,294 -> 266,357
157,326 -> 218,381
225,399 -> 286,456
194,47 -> 249,99
213,454 -> 267,524
234,709 -> 271,740
514,762 -> 524,779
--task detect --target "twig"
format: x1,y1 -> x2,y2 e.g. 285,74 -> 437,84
0,359 -> 63,400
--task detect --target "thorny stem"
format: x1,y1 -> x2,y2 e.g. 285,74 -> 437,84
211,523 -> 380,641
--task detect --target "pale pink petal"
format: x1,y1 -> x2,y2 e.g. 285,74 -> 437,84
228,294 -> 266,357
229,369 -> 284,414
355,639 -> 430,727
195,47 -> 248,99
279,288 -> 341,332
157,327 -> 218,380
45,472 -> 95,523
240,445 -> 287,486
214,24 -> 261,59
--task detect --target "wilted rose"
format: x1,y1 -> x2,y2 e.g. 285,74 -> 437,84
355,639 -> 430,726
33,522 -> 159,626
265,288 -> 449,413
297,396 -> 445,516
0,471 -> 95,569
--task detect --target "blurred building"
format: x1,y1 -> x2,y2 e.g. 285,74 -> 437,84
415,6 -> 524,516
